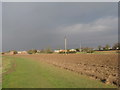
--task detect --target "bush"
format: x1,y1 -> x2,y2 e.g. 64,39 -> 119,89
59,50 -> 76,54
68,51 -> 76,54
59,52 -> 65,54
27,49 -> 37,54
9,50 -> 17,54
112,43 -> 120,50
13,50 -> 18,54
40,48 -> 53,54
45,48 -> 53,53
82,47 -> 95,53
1,52 -> 4,54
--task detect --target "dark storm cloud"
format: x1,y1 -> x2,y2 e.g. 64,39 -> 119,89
2,2 -> 118,51
0,2 -> 2,52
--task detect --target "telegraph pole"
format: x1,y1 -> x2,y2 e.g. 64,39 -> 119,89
65,36 -> 67,54
80,42 -> 82,52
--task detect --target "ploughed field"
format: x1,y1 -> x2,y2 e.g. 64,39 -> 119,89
2,54 -> 118,88
17,54 -> 119,86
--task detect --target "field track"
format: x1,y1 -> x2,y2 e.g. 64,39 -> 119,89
2,55 -> 117,88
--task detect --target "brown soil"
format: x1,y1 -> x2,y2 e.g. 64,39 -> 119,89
12,54 -> 119,86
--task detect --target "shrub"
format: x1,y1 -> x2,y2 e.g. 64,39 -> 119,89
27,49 -> 37,54
82,47 -> 95,53
40,48 -> 53,54
68,51 -> 76,54
13,50 -> 18,54
112,43 -> 120,50
1,52 -> 4,54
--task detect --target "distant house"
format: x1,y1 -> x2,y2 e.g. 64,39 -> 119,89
59,49 -> 67,53
54,49 -> 67,53
54,50 -> 60,53
9,51 -> 17,55
17,51 -> 28,54
69,49 -> 76,52
117,47 -> 119,50
37,50 -> 41,53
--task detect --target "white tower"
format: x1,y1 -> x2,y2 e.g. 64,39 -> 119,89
80,43 -> 81,52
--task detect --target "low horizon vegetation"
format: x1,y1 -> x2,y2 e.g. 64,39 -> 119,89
2,43 -> 120,54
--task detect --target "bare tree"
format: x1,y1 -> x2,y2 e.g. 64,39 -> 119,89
112,43 -> 120,50
98,45 -> 102,51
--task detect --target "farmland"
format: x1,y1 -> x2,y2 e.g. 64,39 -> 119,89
2,54 -> 118,88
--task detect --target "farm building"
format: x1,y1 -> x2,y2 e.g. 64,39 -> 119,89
54,50 -> 60,53
17,51 -> 28,54
59,49 -> 67,53
69,49 -> 76,52
9,51 -> 17,55
54,49 -> 67,53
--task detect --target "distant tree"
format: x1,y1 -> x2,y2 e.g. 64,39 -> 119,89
103,47 -> 106,51
40,48 -> 53,53
75,48 -> 80,52
98,45 -> 102,51
82,47 -> 94,53
68,49 -> 76,54
13,50 -> 18,54
45,48 -> 53,53
40,49 -> 45,53
9,50 -> 17,54
27,49 -> 37,54
112,43 -> 120,50
1,52 -> 4,54
104,44 -> 110,51
6,50 -> 10,53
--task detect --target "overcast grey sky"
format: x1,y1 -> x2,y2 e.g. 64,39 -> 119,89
2,2 -> 118,51
0,2 -> 1,52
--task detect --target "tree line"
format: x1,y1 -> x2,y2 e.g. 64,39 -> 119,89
98,43 -> 120,51
2,43 -> 120,54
